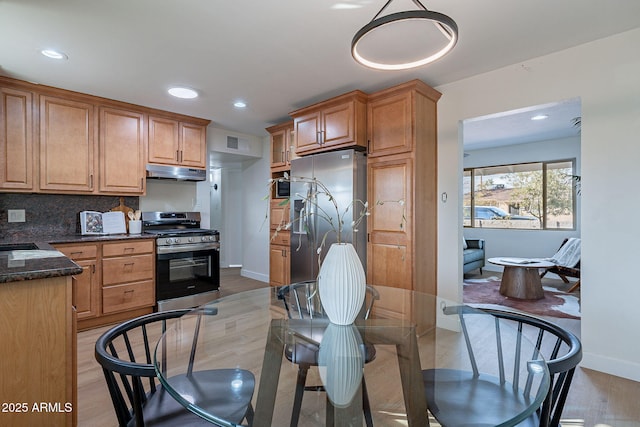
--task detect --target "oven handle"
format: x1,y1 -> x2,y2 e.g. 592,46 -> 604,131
156,243 -> 220,254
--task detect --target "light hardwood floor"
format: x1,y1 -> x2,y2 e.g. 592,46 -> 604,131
77,269 -> 640,426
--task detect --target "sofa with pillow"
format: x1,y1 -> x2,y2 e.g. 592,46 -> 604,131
463,238 -> 485,274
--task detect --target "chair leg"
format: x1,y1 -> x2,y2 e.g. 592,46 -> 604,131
362,378 -> 373,427
290,365 -> 308,427
567,280 -> 581,293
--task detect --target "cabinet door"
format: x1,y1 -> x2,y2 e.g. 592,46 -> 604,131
0,87 -> 34,190
367,157 -> 413,290
72,259 -> 100,319
294,111 -> 321,154
40,95 -> 96,192
322,101 -> 356,148
179,122 -> 206,168
368,91 -> 413,157
99,107 -> 145,194
269,244 -> 290,287
148,115 -> 180,165
270,127 -> 287,168
270,199 -> 290,230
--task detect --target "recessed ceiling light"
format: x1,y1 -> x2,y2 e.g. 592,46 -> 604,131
168,87 -> 198,99
531,114 -> 549,121
233,101 -> 247,109
41,49 -> 68,60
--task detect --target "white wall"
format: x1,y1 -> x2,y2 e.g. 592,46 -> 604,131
464,136 -> 581,267
240,137 -> 270,282
140,179 -> 198,212
436,28 -> 640,381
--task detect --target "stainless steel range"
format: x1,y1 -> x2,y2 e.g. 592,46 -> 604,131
142,212 -> 220,311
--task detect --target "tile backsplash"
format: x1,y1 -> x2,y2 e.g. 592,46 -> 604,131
0,193 -> 139,240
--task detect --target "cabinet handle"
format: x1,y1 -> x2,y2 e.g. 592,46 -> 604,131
140,177 -> 144,189
124,262 -> 135,267
92,264 -> 96,274
316,131 -> 321,145
285,149 -> 289,163
176,150 -> 180,162
70,251 -> 83,255
90,174 -> 94,189
180,150 -> 183,163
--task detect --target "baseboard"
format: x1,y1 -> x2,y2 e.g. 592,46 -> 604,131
581,351 -> 640,382
241,268 -> 268,283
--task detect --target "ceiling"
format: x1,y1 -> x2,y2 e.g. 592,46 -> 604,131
2,0 -> 639,146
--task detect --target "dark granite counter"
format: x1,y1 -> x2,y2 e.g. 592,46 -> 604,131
0,234 -> 155,283
0,242 -> 82,283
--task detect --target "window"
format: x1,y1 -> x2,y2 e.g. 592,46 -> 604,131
464,160 -> 576,230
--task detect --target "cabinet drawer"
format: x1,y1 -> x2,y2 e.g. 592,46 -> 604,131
102,280 -> 155,314
103,240 -> 154,257
102,254 -> 154,285
271,231 -> 290,246
55,244 -> 98,260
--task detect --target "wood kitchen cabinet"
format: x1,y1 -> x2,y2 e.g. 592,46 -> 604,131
0,276 -> 76,426
290,90 -> 367,156
267,120 -> 296,171
99,107 -> 146,194
270,231 -> 290,287
269,198 -> 291,287
54,243 -> 101,322
148,115 -> 207,169
0,87 -> 34,191
367,80 -> 441,312
39,94 -> 97,193
101,240 -> 155,315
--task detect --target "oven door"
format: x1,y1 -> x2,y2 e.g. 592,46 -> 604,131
156,248 -> 220,302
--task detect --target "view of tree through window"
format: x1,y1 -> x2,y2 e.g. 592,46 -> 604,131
463,160 -> 575,229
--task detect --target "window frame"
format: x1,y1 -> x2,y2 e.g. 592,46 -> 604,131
464,159 -> 577,230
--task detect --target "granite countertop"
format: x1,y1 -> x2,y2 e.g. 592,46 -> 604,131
0,233 -> 155,284
0,242 -> 82,283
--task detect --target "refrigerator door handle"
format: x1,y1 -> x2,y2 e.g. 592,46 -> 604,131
306,183 -> 316,243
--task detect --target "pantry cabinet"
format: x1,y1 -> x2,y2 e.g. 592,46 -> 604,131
39,95 -> 96,192
148,115 -> 207,169
0,87 -> 34,191
367,80 -> 441,310
270,231 -> 290,287
99,107 -> 146,194
290,90 -> 367,156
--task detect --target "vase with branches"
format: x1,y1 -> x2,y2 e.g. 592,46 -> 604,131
265,172 -> 405,324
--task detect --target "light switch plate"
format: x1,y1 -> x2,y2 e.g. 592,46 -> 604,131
8,209 -> 25,223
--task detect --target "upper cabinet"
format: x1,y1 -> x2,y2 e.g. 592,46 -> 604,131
290,90 -> 367,156
39,95 -> 97,193
148,116 -> 207,169
0,76 -> 210,195
0,87 -> 34,191
367,81 -> 442,158
267,120 -> 296,171
99,107 -> 146,194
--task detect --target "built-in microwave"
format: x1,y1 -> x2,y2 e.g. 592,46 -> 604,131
276,180 -> 290,198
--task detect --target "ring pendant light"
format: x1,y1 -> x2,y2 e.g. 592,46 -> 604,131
351,0 -> 458,71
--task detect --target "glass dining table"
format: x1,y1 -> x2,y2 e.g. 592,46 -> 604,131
153,286 -> 550,426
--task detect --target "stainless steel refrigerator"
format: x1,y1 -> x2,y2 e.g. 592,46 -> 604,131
289,149 -> 367,283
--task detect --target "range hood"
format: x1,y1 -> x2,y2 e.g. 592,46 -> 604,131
146,164 -> 207,181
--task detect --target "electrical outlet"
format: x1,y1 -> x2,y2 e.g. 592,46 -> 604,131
8,209 -> 26,223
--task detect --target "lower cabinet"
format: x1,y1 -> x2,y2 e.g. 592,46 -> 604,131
55,243 -> 100,320
269,231 -> 290,287
0,276 -> 76,426
54,238 -> 156,330
101,240 -> 155,316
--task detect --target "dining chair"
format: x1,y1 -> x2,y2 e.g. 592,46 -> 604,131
277,280 -> 379,427
95,308 -> 255,427
423,306 -> 582,427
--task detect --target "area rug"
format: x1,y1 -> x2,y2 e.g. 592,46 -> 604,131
463,277 -> 581,319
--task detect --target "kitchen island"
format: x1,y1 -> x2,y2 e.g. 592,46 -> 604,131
0,244 -> 82,426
